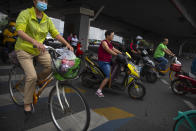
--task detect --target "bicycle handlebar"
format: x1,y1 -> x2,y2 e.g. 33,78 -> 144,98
44,45 -> 55,51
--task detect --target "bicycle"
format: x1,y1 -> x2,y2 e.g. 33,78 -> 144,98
154,56 -> 182,81
173,110 -> 196,131
9,44 -> 90,131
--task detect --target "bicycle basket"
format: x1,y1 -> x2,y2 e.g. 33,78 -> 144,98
52,57 -> 81,80
170,63 -> 181,72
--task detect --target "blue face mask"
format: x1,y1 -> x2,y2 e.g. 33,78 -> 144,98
36,1 -> 47,11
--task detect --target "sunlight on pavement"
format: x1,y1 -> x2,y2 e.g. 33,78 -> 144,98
94,107 -> 134,120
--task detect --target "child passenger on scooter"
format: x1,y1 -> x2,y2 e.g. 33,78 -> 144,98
96,30 -> 122,97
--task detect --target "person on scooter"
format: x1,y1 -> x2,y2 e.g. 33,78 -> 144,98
3,21 -> 18,52
130,35 -> 143,65
96,30 -> 122,97
154,38 -> 175,71
2,21 -> 18,63
67,33 -> 73,43
71,34 -> 78,51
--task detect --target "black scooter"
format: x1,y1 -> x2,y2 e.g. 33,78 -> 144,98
138,48 -> 158,83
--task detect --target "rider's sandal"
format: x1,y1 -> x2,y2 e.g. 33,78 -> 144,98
24,110 -> 32,121
24,104 -> 35,121
96,91 -> 104,97
24,104 -> 35,115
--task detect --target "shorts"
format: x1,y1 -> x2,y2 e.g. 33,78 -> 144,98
98,61 -> 111,78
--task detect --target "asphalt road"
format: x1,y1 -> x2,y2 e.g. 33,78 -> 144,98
0,46 -> 195,131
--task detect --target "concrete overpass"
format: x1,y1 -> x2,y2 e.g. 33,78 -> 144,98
0,0 -> 196,52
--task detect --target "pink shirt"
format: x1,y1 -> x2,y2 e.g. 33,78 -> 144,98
67,36 -> 72,41
98,40 -> 113,62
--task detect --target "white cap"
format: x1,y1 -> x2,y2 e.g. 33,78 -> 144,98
136,35 -> 143,40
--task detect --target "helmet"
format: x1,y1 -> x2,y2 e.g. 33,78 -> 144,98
9,22 -> 16,27
136,35 -> 143,40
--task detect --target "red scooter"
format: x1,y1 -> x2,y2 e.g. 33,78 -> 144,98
171,72 -> 196,95
75,42 -> 83,58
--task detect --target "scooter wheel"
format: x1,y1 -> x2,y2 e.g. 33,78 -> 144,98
146,72 -> 157,83
81,72 -> 101,88
128,81 -> 146,99
171,79 -> 187,95
81,72 -> 94,88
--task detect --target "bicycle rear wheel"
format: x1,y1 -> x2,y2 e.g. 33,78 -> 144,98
48,82 -> 90,131
9,66 -> 25,106
173,113 -> 196,131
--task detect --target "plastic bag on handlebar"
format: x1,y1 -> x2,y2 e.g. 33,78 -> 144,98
175,59 -> 181,65
56,48 -> 76,60
172,57 -> 181,65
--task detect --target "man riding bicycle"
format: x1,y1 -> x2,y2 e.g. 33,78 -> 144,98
96,30 -> 122,97
154,38 -> 175,71
15,0 -> 73,115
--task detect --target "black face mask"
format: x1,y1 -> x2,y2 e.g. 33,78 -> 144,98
9,26 -> 16,33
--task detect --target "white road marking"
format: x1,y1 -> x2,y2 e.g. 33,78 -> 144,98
183,100 -> 196,110
28,110 -> 108,131
0,86 -> 54,107
160,79 -> 170,86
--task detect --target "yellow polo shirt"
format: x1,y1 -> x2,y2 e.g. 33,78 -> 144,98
15,7 -> 59,55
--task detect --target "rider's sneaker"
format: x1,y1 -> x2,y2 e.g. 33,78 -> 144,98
96,90 -> 104,97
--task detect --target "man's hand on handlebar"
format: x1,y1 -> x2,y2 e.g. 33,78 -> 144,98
66,44 -> 74,52
170,53 -> 175,57
33,41 -> 45,53
117,54 -> 124,59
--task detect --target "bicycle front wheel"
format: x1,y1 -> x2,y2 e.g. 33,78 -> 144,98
173,113 -> 196,131
128,81 -> 146,99
48,82 -> 90,131
9,66 -> 25,107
